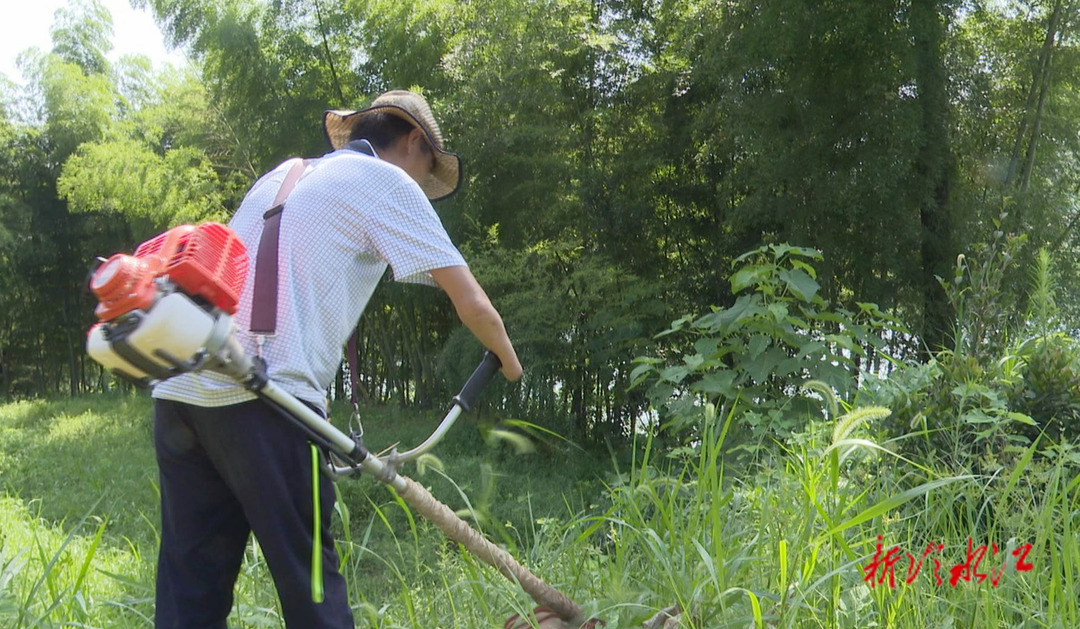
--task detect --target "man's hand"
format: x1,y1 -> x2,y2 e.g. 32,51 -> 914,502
430,266 -> 523,381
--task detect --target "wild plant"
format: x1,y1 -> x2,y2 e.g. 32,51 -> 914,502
630,244 -> 905,461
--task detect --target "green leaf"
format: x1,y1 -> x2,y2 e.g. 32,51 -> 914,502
796,341 -> 827,359
734,245 -> 770,264
695,296 -> 763,333
789,258 -> 819,279
694,337 -> 722,359
731,264 -> 774,295
659,365 -> 690,383
692,370 -> 738,398
1006,412 -> 1037,426
628,363 -> 655,386
778,268 -> 820,302
767,303 -> 789,323
826,476 -> 974,536
960,410 -> 997,425
744,347 -> 787,384
747,334 -> 770,360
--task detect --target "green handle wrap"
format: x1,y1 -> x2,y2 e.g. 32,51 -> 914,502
310,444 -> 324,603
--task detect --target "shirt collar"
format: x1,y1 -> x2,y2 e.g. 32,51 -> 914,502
344,138 -> 378,158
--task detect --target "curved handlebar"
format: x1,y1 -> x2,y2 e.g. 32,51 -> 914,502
324,351 -> 504,478
452,350 -> 502,413
382,351 -> 502,465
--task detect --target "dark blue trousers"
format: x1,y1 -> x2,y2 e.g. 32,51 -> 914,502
153,398 -> 354,629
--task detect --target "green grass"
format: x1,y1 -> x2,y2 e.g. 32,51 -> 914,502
0,396 -> 160,549
1,393 -> 1077,628
0,393 -> 612,628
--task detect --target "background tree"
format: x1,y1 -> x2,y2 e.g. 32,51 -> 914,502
6,0 -> 1080,444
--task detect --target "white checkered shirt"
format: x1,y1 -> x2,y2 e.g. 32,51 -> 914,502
152,147 -> 467,408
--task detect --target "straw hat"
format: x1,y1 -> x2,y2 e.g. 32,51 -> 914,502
323,90 -> 462,201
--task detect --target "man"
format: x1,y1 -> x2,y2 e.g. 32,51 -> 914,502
150,89 -> 522,628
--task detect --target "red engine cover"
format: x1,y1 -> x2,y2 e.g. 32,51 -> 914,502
92,222 -> 249,321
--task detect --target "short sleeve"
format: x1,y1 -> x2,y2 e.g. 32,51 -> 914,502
362,180 -> 467,286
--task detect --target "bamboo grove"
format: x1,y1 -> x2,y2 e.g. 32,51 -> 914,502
3,0 -> 1080,441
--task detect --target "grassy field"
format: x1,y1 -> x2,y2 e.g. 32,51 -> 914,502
0,393 -> 614,628
1,394 -> 1077,628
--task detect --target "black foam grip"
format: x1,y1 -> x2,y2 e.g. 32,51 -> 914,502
452,351 -> 502,412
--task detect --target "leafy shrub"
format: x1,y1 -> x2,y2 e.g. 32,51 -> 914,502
1007,334 -> 1080,441
631,244 -> 903,454
937,221 -> 1027,364
862,235 -> 1080,469
862,230 -> 1034,466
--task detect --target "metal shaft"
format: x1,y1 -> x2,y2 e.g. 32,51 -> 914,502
258,381 -> 406,492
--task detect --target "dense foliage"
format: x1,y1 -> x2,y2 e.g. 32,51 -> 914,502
4,0 -> 1080,444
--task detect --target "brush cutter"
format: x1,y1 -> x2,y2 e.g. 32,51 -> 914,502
85,221 -> 600,628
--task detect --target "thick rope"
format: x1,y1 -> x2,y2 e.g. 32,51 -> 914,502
397,475 -> 585,626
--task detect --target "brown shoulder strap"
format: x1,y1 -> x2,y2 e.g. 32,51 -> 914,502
250,158 -> 310,335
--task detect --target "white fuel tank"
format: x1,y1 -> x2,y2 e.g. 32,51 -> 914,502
87,292 -> 218,381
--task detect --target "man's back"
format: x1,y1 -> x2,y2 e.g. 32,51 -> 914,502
152,148 -> 465,408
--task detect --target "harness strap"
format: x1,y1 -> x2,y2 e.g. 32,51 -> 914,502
251,141 -> 374,338
250,143 -> 375,431
250,158 -> 311,335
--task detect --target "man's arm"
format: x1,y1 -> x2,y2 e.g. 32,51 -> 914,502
429,266 -> 523,381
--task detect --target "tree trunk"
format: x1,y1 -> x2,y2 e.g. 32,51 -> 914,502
1020,2 -> 1068,193
68,336 -> 79,397
0,347 -> 7,398
1006,6 -> 1054,186
911,0 -> 956,355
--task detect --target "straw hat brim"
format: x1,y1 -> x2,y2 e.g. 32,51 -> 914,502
323,105 -> 461,201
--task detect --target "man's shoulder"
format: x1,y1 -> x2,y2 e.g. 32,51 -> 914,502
318,149 -> 395,175
318,151 -> 416,187
235,158 -> 305,209
258,157 -> 306,186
